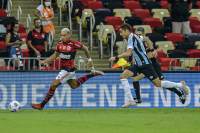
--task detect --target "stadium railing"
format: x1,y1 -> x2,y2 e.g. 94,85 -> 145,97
57,0 -> 73,30
0,57 -> 88,71
0,57 -> 199,71
17,5 -> 22,21
79,11 -> 95,51
26,14 -> 32,31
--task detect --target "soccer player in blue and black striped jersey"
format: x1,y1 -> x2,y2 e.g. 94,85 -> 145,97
109,24 -> 190,107
131,27 -> 189,105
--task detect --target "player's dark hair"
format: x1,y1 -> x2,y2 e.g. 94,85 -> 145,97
120,23 -> 133,32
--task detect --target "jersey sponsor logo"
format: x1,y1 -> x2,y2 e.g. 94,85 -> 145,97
59,53 -> 71,59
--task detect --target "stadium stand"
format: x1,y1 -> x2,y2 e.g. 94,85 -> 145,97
0,0 -> 200,71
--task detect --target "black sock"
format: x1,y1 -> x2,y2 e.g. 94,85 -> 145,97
133,81 -> 141,100
165,87 -> 182,97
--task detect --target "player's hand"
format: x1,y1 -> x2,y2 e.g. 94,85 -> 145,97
35,50 -> 41,57
109,56 -> 117,62
87,58 -> 93,68
39,60 -> 48,66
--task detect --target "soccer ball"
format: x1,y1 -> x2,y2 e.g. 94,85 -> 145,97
8,101 -> 21,112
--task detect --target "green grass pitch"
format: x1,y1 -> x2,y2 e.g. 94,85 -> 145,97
0,108 -> 199,133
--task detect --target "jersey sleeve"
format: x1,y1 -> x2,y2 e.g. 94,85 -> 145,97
27,31 -> 32,41
74,41 -> 83,49
127,36 -> 135,49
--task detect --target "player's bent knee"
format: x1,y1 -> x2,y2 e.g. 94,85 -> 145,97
68,79 -> 80,89
153,79 -> 161,87
120,73 -> 128,79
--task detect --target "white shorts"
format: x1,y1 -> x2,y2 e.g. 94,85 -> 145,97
56,70 -> 76,84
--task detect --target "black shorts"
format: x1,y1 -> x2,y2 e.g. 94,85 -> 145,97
128,64 -> 159,81
150,58 -> 164,80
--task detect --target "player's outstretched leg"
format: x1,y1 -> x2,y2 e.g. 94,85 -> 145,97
132,81 -> 142,104
68,70 -> 104,89
32,79 -> 61,110
153,79 -> 190,104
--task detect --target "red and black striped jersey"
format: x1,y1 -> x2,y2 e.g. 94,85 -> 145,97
56,40 -> 83,69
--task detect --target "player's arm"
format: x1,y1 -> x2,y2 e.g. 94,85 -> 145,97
40,51 -> 59,65
81,44 -> 94,67
117,48 -> 132,58
81,45 -> 91,59
109,48 -> 132,61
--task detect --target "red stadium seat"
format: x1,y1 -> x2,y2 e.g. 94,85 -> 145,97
159,58 -> 180,68
0,41 -> 6,49
0,9 -> 7,17
187,49 -> 200,58
19,32 -> 28,41
156,49 -> 167,58
80,0 -> 94,7
196,1 -> 200,8
132,9 -> 151,20
191,25 -> 200,33
123,1 -> 142,11
165,33 -> 184,43
87,1 -> 103,10
143,17 -> 163,28
21,48 -> 29,57
105,16 -> 123,31
160,0 -> 169,9
189,17 -> 200,33
190,66 -> 200,71
161,66 -> 169,71
189,17 -> 200,27
0,66 -> 15,71
18,24 -> 26,33
159,57 -> 171,67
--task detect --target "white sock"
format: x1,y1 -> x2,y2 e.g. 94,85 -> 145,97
161,80 -> 182,88
120,79 -> 134,101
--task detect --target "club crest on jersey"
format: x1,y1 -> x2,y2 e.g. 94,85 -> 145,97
66,46 -> 72,51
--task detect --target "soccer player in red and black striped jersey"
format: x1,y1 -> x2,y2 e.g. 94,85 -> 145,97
32,28 -> 104,110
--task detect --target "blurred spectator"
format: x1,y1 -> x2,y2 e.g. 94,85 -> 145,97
27,18 -> 48,68
169,0 -> 192,34
5,23 -> 23,69
35,0 -> 55,36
